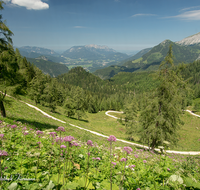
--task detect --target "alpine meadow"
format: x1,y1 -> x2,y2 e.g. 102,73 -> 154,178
1,0 -> 200,189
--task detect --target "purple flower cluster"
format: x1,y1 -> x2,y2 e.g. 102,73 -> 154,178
60,145 -> 66,148
134,154 -> 139,158
87,140 -> 93,147
56,126 -> 65,132
72,142 -> 79,147
10,125 -> 17,129
123,146 -> 133,154
0,134 -> 4,138
92,157 -> 101,161
36,130 -> 43,135
0,150 -> 8,156
107,135 -> 116,142
56,137 -> 63,142
120,158 -> 126,162
63,135 -> 74,142
111,162 -> 116,166
49,132 -> 57,138
129,164 -> 135,169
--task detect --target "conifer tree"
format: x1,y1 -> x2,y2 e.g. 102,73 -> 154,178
0,1 -> 14,117
124,97 -> 138,140
139,44 -> 188,150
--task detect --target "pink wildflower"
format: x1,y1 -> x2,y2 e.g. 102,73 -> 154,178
0,150 -> 8,156
120,158 -> 126,162
63,135 -> 74,142
11,125 -> 17,129
72,142 -> 79,147
111,162 -> 116,166
56,137 -> 63,142
87,140 -> 93,146
134,154 -> 139,158
143,160 -> 147,163
49,132 -> 57,138
107,135 -> 116,142
123,147 -> 133,154
60,145 -> 66,148
129,165 -> 135,169
56,126 -> 65,132
36,130 -> 43,135
0,134 -> 4,138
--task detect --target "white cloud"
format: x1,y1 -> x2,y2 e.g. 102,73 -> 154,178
180,6 -> 200,12
7,0 -> 49,10
169,10 -> 200,20
131,13 -> 156,18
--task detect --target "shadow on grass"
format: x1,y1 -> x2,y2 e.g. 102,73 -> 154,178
190,110 -> 199,114
68,116 -> 89,123
7,116 -> 59,131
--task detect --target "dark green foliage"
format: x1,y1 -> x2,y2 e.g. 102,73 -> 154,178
29,68 -> 49,104
124,97 -> 138,140
138,45 -> 189,150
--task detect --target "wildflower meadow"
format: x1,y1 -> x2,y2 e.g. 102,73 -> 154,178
0,120 -> 199,190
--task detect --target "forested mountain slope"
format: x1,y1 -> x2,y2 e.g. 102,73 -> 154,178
94,40 -> 200,79
27,57 -> 69,77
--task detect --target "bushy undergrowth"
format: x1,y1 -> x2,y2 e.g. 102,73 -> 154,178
0,120 -> 199,190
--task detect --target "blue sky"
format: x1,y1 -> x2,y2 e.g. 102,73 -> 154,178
3,0 -> 200,53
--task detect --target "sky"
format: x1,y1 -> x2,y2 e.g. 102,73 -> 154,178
2,0 -> 200,54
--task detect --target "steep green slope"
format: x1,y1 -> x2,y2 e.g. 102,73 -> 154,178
27,58 -> 69,77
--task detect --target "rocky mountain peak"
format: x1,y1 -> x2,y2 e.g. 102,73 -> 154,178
176,32 -> 200,46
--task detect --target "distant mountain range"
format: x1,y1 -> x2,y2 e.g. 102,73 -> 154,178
93,32 -> 200,79
16,32 -> 200,79
17,45 -> 130,73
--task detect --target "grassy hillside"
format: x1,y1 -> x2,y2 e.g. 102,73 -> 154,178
2,95 -> 200,151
